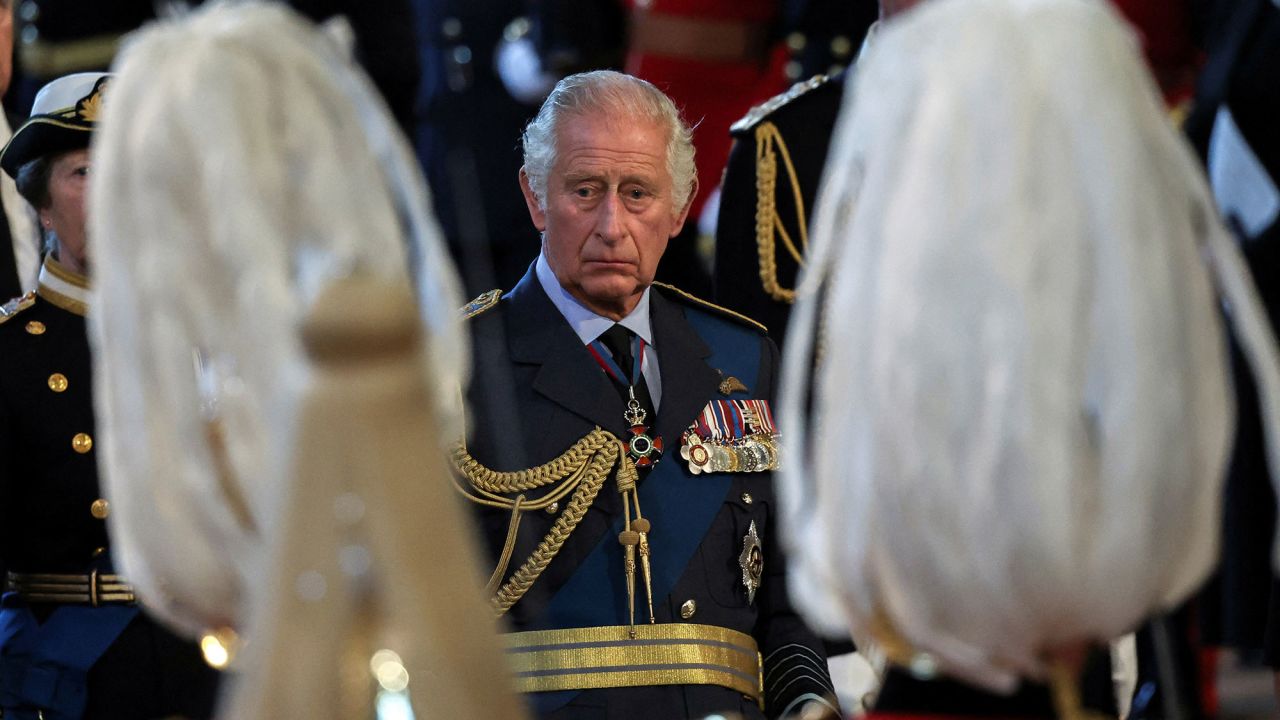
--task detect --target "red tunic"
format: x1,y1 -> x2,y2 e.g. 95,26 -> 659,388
624,0 -> 789,218
1108,0 -> 1200,105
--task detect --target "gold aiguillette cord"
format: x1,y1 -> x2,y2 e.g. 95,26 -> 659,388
614,441 -> 657,638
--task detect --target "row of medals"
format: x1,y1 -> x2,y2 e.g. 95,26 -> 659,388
624,390 -> 780,475
679,432 -> 779,475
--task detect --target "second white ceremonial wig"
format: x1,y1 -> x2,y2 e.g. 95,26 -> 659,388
779,0 -> 1280,693
88,2 -> 467,634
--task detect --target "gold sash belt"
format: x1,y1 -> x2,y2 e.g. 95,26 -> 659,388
6,571 -> 137,606
504,623 -> 762,701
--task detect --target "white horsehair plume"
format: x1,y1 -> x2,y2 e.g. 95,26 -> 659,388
778,0 -> 1280,694
88,1 -> 468,638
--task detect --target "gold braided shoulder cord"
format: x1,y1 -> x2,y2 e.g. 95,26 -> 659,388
451,428 -> 632,616
754,121 -> 811,304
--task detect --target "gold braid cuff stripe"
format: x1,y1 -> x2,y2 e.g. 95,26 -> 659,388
451,428 -> 628,616
504,624 -> 762,702
6,571 -> 137,606
754,120 -> 810,304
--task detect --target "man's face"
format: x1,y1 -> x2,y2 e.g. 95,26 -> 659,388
41,148 -> 91,275
520,112 -> 693,320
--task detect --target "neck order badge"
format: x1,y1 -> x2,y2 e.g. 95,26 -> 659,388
586,328 -> 664,468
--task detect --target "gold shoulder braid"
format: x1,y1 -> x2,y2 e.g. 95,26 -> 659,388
754,120 -> 809,303
461,289 -> 502,320
0,291 -> 37,324
651,282 -> 768,335
451,429 -> 656,634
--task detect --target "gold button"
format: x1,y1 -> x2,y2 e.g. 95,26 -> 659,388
91,546 -> 107,558
680,599 -> 697,619
785,32 -> 806,52
546,502 -> 559,515
784,61 -> 802,81
741,492 -> 753,505
72,432 -> 93,453
25,320 -> 45,335
91,498 -> 110,519
48,373 -> 68,392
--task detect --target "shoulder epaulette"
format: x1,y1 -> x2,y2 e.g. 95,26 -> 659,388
461,289 -> 502,320
0,291 -> 36,325
653,282 -> 768,335
730,74 -> 831,134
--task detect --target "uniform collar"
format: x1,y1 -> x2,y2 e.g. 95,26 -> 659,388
535,251 -> 655,347
37,254 -> 90,316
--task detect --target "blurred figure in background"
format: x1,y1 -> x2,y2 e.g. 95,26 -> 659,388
1183,0 -> 1280,706
777,1 -> 1280,719
0,0 -> 41,301
411,0 -> 576,297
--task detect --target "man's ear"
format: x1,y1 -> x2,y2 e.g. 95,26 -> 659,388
519,167 -> 547,232
669,175 -> 699,238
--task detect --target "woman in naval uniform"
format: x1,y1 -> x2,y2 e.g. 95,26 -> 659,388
0,73 -> 220,720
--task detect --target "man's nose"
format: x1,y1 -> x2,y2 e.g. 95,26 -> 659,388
593,192 -> 626,243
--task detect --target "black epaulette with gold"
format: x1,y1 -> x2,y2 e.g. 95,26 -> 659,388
652,282 -> 768,335
730,74 -> 832,135
0,291 -> 36,325
461,289 -> 502,320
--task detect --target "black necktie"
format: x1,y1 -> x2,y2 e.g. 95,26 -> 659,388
598,324 -> 655,427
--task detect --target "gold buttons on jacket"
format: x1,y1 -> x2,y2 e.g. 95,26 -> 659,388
740,492 -> 753,505
25,321 -> 45,335
48,373 -> 68,392
72,433 -> 93,453
91,499 -> 110,519
546,502 -> 560,515
680,599 -> 697,620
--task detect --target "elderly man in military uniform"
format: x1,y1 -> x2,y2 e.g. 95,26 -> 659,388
454,70 -> 837,719
0,73 -> 219,720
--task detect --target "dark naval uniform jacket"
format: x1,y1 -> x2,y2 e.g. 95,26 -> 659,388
462,264 -> 836,719
714,71 -> 845,348
0,257 -> 220,720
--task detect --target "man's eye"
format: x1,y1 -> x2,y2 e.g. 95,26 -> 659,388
73,166 -> 90,177
575,187 -> 594,198
627,189 -> 648,200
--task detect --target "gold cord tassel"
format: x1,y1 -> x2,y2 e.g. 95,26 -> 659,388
485,494 -> 525,595
629,490 -> 656,624
613,444 -> 655,625
619,525 -> 639,638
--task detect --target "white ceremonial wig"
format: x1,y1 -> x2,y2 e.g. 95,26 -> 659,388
779,0 -> 1280,693
88,2 -> 468,636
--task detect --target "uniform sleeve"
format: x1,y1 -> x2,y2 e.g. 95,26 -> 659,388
756,335 -> 840,718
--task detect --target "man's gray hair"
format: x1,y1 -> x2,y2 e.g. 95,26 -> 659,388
522,70 -> 697,212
